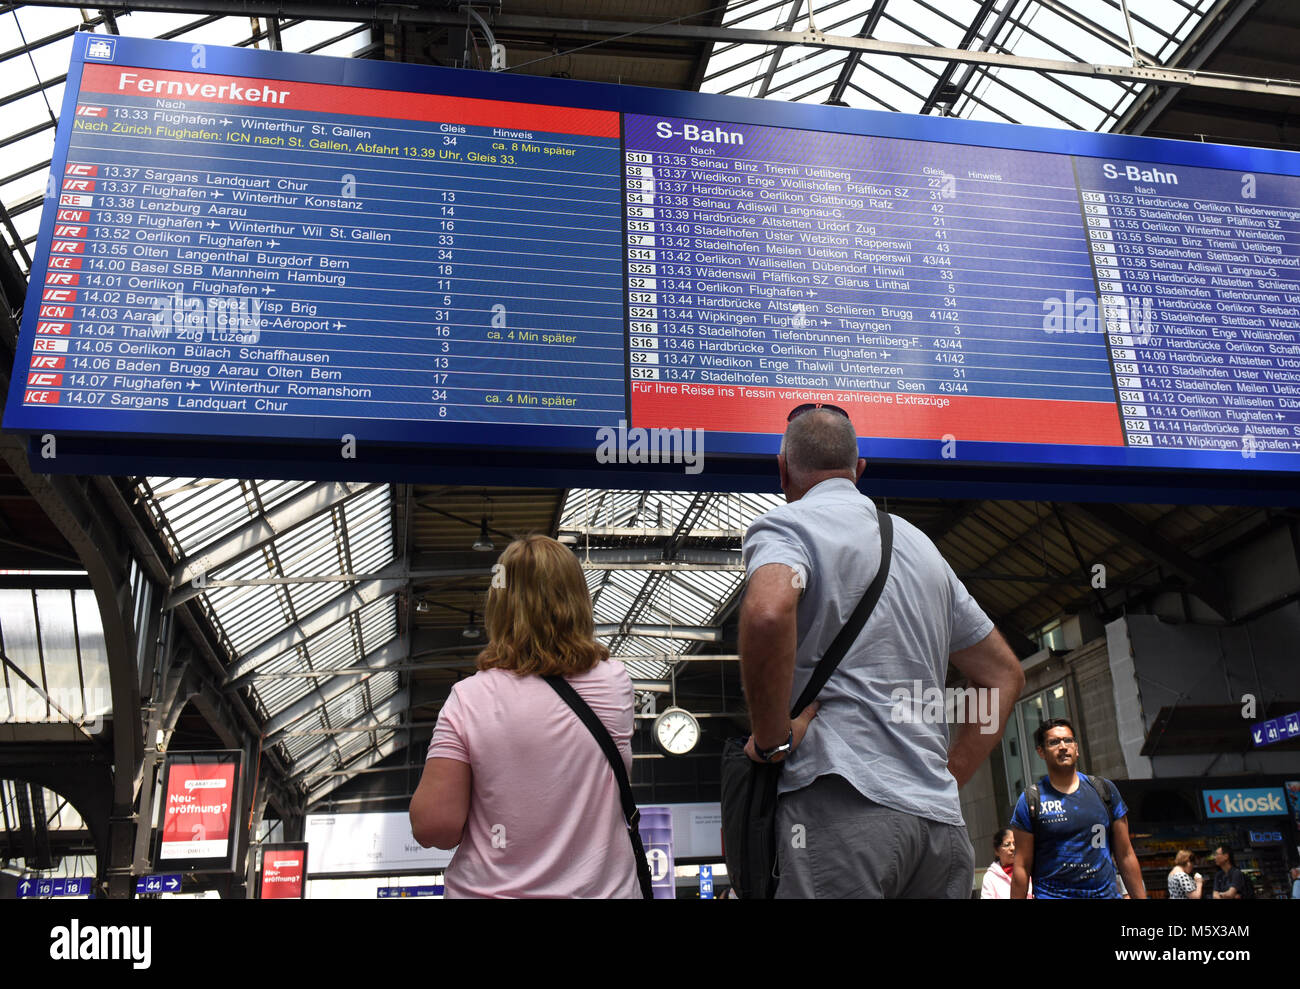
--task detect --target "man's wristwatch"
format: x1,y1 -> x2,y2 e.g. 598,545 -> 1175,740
754,730 -> 793,763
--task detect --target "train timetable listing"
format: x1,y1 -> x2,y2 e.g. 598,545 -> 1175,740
621,113 -> 1125,446
19,63 -> 628,437
1073,157 -> 1300,455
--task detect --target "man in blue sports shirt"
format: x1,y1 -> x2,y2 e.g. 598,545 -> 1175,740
1010,718 -> 1146,899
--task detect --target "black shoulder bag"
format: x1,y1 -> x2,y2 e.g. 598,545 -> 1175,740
719,511 -> 894,900
543,674 -> 655,899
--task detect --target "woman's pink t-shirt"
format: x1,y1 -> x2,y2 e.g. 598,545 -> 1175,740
427,659 -> 639,898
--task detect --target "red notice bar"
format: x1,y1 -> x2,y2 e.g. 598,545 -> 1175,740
631,385 -> 1126,447
79,64 -> 620,138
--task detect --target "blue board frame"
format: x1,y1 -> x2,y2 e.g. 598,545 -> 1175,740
6,32 -> 1300,502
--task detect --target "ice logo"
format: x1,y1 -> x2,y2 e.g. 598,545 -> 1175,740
85,38 -> 116,61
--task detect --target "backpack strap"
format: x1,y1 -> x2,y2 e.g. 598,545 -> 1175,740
1085,774 -> 1115,818
1025,782 -> 1039,829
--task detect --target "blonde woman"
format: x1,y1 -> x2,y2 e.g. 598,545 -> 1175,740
1167,850 -> 1203,899
409,534 -> 638,897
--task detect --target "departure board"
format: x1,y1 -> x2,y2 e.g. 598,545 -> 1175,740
7,34 -> 1300,498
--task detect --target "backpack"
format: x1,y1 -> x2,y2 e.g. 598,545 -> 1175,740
1025,774 -> 1116,834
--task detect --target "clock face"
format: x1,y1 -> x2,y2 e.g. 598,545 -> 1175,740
654,708 -> 700,755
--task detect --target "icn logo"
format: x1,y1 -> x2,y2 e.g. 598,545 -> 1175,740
85,38 -> 116,61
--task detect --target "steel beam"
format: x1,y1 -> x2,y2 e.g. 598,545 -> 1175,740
1064,503 -> 1230,618
261,637 -> 406,741
288,689 -> 408,782
1113,0 -> 1260,135
306,735 -> 403,806
31,6 -> 1285,98
223,561 -> 406,686
166,480 -> 373,601
0,438 -> 142,897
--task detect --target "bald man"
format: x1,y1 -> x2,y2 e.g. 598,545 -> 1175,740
738,405 -> 1024,898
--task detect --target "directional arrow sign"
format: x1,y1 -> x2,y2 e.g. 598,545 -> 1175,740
136,873 -> 182,894
1253,711 -> 1300,748
17,879 -> 33,898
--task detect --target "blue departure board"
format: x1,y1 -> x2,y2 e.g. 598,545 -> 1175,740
6,33 -> 1300,501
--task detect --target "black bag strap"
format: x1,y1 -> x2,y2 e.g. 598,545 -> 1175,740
790,511 -> 894,717
542,674 -> 655,899
1086,774 -> 1114,817
1026,782 -> 1040,828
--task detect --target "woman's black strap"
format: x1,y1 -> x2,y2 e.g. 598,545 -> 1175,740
543,674 -> 655,899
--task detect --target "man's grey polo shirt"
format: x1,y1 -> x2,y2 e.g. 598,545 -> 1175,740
742,477 -> 993,827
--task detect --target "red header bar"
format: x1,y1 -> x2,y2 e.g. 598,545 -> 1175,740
79,64 -> 619,139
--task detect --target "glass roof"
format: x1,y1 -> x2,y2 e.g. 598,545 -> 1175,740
561,488 -> 783,686
136,477 -> 398,800
703,0 -> 1221,130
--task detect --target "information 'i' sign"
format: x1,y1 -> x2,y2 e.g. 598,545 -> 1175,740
6,33 -> 1300,498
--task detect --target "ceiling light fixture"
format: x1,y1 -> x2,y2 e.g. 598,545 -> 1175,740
472,516 -> 494,552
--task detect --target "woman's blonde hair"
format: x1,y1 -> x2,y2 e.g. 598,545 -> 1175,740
1174,849 -> 1193,867
476,534 -> 609,677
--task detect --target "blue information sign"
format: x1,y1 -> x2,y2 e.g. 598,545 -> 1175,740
1252,710 -> 1300,747
135,873 -> 182,894
8,33 -> 1300,501
377,885 -> 443,898
16,876 -> 93,898
699,864 -> 714,899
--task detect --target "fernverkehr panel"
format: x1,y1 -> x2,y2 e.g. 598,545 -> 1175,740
6,34 -> 1300,497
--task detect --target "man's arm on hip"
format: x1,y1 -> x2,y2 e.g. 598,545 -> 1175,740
946,627 -> 1025,787
739,562 -> 801,749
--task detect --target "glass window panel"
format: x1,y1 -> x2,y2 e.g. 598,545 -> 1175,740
34,589 -> 82,715
72,590 -> 110,722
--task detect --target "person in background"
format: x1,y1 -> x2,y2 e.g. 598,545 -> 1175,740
1167,850 -> 1203,899
981,828 -> 1031,898
408,534 -> 638,898
1211,845 -> 1250,899
1290,866 -> 1299,899
1009,718 -> 1146,899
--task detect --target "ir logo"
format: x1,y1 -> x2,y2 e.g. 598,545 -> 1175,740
790,823 -> 806,849
490,563 -> 506,589
1090,823 -> 1107,849
490,823 -> 507,848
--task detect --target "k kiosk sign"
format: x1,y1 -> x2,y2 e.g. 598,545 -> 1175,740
154,750 -> 244,873
1202,786 -> 1289,819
